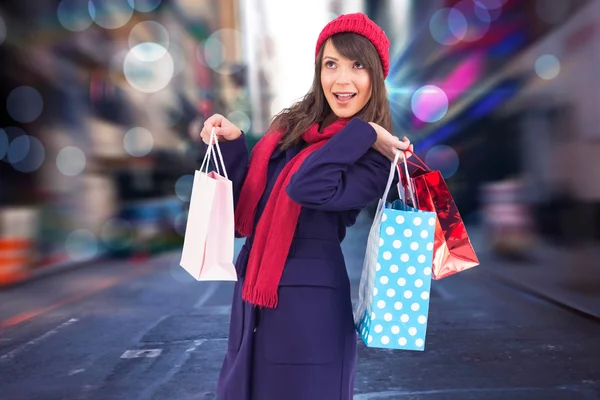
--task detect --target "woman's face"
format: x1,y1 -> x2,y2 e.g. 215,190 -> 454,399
320,40 -> 373,119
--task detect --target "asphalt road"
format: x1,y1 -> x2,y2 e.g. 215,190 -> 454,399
1,212 -> 599,400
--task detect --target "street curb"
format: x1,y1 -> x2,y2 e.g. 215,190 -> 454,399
0,252 -> 111,290
485,262 -> 600,321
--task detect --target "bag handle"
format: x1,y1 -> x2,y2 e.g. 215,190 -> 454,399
199,127 -> 216,173
381,150 -> 417,207
404,149 -> 430,172
397,154 -> 417,208
199,127 -> 229,179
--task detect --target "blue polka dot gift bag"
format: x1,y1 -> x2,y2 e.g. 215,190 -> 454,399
354,151 -> 436,351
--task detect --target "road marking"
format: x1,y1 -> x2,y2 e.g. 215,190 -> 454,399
120,349 -> 163,359
353,386 -> 594,399
354,391 -> 407,399
182,340 -> 205,358
68,369 -> 85,376
194,305 -> 232,315
137,340 -> 206,400
0,318 -> 78,361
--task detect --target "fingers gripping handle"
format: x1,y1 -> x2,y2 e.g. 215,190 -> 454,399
199,127 -> 229,179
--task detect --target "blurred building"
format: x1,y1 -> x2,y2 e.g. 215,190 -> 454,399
0,0 -> 250,284
377,0 -> 596,253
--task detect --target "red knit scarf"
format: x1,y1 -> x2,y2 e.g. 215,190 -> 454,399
235,118 -> 349,308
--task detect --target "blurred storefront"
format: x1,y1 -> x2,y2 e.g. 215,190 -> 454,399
0,0 -> 250,285
1,0 -> 357,286
377,0 -> 595,255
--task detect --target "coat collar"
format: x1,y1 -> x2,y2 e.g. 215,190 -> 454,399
270,140 -> 306,162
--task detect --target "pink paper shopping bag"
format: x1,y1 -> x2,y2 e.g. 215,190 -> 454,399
179,128 -> 237,281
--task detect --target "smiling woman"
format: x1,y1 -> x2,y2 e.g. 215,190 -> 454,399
273,22 -> 392,151
196,12 -> 413,400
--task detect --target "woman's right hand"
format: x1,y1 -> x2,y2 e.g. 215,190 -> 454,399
198,114 -> 243,145
368,122 -> 413,162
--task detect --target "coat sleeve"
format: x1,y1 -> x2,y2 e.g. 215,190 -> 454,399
204,132 -> 249,209
286,118 -> 394,212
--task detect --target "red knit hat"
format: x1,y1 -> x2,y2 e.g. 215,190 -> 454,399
315,13 -> 390,78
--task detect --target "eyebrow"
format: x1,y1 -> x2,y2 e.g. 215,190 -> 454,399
323,56 -> 339,61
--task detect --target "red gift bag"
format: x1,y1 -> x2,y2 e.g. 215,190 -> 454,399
399,151 -> 479,280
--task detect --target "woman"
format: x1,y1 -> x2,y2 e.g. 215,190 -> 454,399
198,13 -> 412,400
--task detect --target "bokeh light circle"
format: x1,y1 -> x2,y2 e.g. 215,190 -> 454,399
127,0 -> 163,13
1,127 -> 26,162
7,134 -> 31,164
430,8 -> 467,45
474,0 -> 503,21
204,29 -> 245,75
203,36 -> 225,70
454,0 -> 491,42
57,146 -> 86,176
65,229 -> 98,262
535,54 -> 560,80
174,175 -> 194,202
10,136 -> 45,173
7,86 -> 44,123
124,127 -> 154,157
128,21 -> 169,61
88,0 -> 134,30
124,45 -> 174,93
425,145 -> 460,179
227,111 -> 251,133
129,42 -> 168,63
411,85 -> 449,123
473,3 -> 499,22
57,0 -> 93,32
100,218 -> 135,250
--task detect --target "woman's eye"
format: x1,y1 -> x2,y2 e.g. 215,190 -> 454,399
354,62 -> 365,69
325,61 -> 336,68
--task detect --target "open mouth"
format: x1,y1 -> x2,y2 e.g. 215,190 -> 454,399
334,93 -> 357,102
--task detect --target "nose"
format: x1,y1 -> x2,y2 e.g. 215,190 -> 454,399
335,66 -> 352,85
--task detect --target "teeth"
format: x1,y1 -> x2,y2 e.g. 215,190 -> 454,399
336,94 -> 354,98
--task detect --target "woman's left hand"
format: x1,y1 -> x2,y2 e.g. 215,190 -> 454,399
369,122 -> 413,162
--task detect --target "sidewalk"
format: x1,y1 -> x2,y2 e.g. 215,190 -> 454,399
0,248 -> 155,289
0,253 -> 111,289
482,238 -> 600,319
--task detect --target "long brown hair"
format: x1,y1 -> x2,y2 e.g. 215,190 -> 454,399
271,32 -> 392,150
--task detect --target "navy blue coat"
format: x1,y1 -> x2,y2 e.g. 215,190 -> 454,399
214,118 -> 391,400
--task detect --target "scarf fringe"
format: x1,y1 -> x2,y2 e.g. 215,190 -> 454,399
235,216 -> 253,238
242,282 -> 278,309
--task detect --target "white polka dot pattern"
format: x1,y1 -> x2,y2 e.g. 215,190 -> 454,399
354,204 -> 436,352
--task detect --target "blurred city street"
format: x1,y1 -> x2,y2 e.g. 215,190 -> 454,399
1,214 -> 599,400
2,0 -> 600,399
